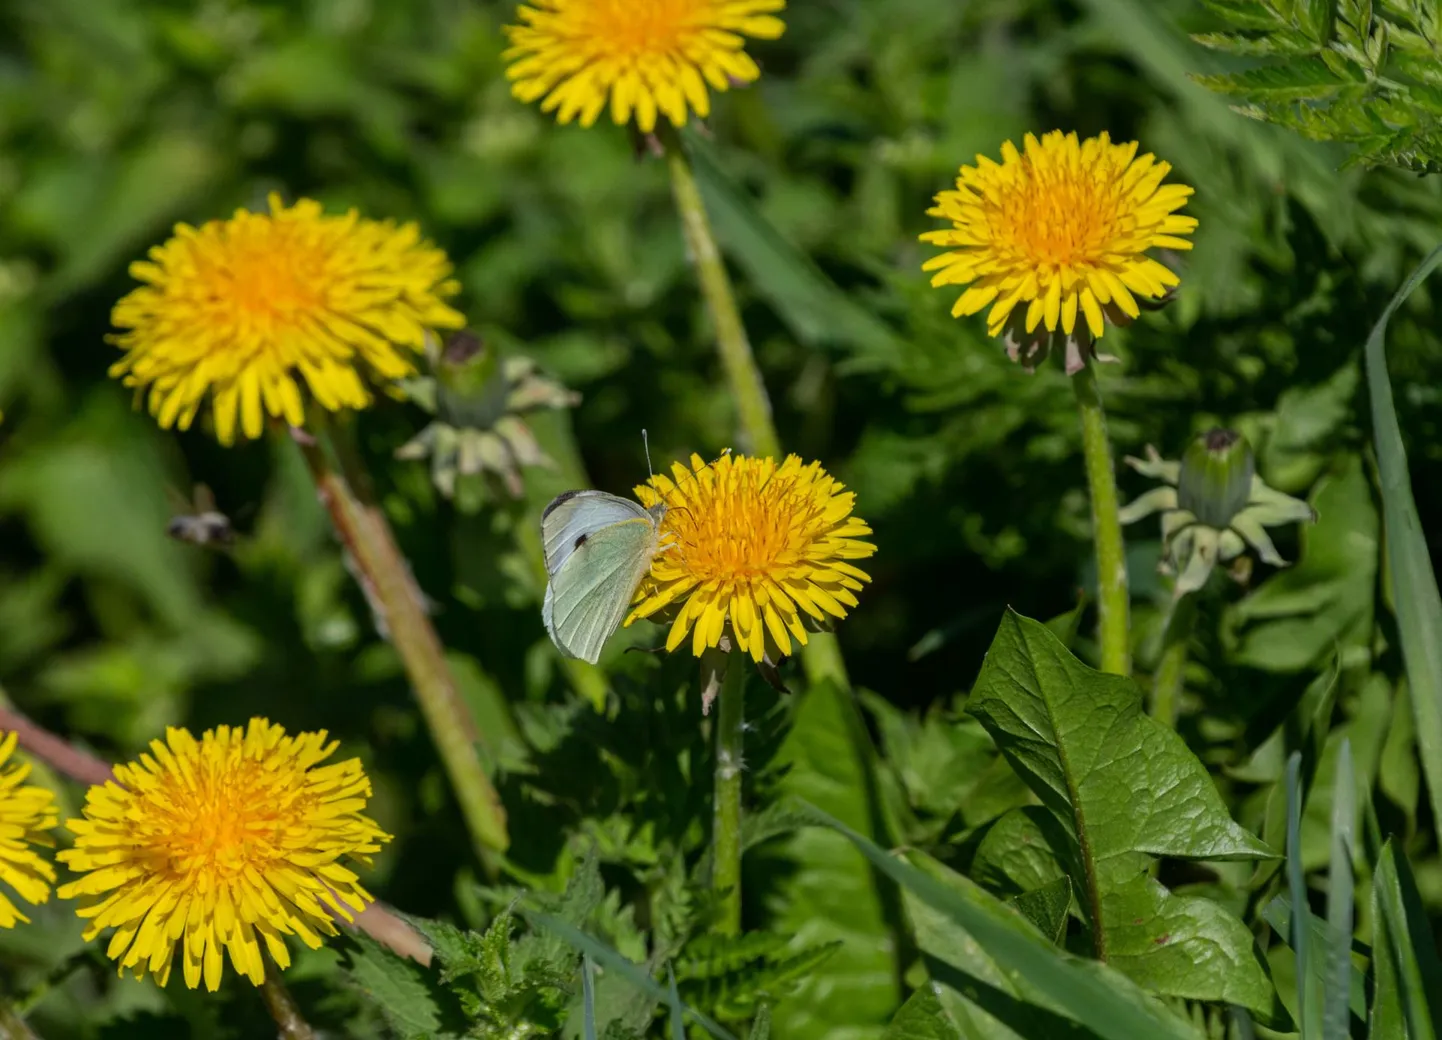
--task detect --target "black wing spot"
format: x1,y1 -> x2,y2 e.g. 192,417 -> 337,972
574,533 -> 589,549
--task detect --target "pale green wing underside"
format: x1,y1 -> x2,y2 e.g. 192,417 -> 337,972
541,490 -> 652,577
543,516 -> 660,664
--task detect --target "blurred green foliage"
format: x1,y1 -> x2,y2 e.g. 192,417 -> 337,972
1,0 -> 1441,1037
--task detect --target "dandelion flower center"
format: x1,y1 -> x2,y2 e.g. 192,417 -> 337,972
503,0 -> 786,133
109,194 -> 464,445
58,719 -> 391,991
921,130 -> 1197,342
627,453 -> 875,662
0,732 -> 58,929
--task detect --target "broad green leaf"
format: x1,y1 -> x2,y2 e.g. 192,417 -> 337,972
1010,878 -> 1072,947
769,680 -> 900,1040
1362,242 -> 1442,846
902,850 -> 1072,1040
972,808 -> 1068,898
1325,740 -> 1357,1040
1372,840 -> 1442,1039
883,986 -> 964,1040
967,611 -> 1279,1016
797,803 -> 1202,1040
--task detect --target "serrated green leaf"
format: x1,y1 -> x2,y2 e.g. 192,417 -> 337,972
522,909 -> 736,1040
1363,242 -> 1442,849
1372,840 -> 1442,1038
1196,60 -> 1363,100
967,611 -> 1280,1016
882,986 -> 965,1040
340,933 -> 457,1039
1190,29 -> 1325,55
1009,878 -> 1072,947
1197,0 -> 1291,30
797,804 -> 1202,1040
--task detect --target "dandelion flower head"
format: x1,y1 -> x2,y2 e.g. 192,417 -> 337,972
921,130 -> 1197,363
109,194 -> 464,445
626,453 -> 875,661
0,732 -> 58,928
58,718 -> 390,991
503,0 -> 787,133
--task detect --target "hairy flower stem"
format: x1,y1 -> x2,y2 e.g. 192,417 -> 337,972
0,1003 -> 37,1040
293,423 -> 509,863
1072,360 -> 1131,676
260,971 -> 316,1040
662,128 -> 852,689
1151,593 -> 1197,729
662,129 -> 779,461
705,650 -> 747,935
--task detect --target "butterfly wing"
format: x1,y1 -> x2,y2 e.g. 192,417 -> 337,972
541,490 -> 652,577
543,516 -> 659,664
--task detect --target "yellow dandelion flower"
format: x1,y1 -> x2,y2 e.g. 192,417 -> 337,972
921,130 -> 1198,371
57,718 -> 390,991
109,194 -> 465,445
0,732 -> 58,928
625,453 -> 875,662
503,0 -> 787,133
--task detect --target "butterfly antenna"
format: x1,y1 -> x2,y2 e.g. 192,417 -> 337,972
642,428 -> 655,482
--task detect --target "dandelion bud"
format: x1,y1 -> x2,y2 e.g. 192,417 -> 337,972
1177,428 -> 1255,529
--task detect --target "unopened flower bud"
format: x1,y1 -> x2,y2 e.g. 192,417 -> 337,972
1177,428 -> 1254,530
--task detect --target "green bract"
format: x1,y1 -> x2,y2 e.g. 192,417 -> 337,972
1120,429 -> 1315,597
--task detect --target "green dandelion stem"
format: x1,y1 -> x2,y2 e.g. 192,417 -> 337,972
0,1002 -> 37,1040
1072,360 -> 1131,676
1151,593 -> 1196,728
662,128 -> 780,461
706,649 -> 747,935
260,969 -> 317,1040
293,422 -> 510,862
662,127 -> 853,689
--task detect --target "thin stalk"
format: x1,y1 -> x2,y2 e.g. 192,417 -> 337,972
0,1003 -> 37,1040
292,425 -> 509,862
1072,360 -> 1131,676
661,127 -> 780,461
661,127 -> 851,689
706,650 -> 747,935
1150,593 -> 1196,729
259,971 -> 316,1040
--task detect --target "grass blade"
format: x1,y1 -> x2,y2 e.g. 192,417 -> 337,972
1363,242 -> 1442,843
1284,750 -> 1319,1037
685,133 -> 899,369
666,965 -> 687,1040
1372,839 -> 1442,1039
582,955 -> 598,1040
1324,739 -> 1355,1040
522,908 -> 737,1040
795,800 -> 1198,1040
